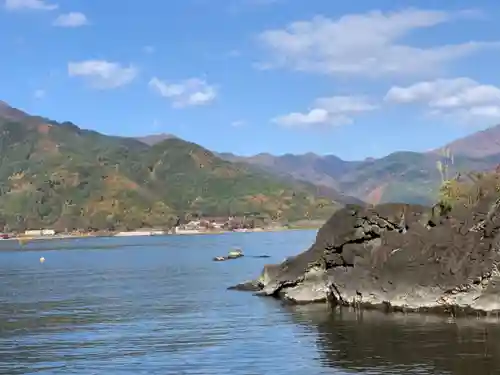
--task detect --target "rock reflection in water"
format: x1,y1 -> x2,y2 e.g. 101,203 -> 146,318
286,304 -> 500,375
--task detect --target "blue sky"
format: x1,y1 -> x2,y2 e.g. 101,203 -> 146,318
1,0 -> 500,160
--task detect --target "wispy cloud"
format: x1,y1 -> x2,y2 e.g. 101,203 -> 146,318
385,77 -> 500,124
33,89 -> 46,99
53,12 -> 88,27
68,60 -> 138,89
149,77 -> 217,108
273,96 -> 377,128
4,0 -> 57,10
257,8 -> 497,78
231,120 -> 246,127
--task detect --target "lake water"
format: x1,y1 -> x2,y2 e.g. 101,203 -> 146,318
1,230 -> 500,375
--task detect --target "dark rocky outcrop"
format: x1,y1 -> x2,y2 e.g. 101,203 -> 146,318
231,173 -> 500,315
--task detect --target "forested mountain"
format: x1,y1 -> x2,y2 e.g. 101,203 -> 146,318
0,102 -> 349,231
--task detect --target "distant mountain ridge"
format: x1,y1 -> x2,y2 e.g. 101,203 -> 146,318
0,100 -> 29,121
430,123 -> 500,158
137,123 -> 500,206
5,99 -> 499,221
218,151 -> 359,191
215,124 -> 500,205
0,100 -> 354,231
136,133 -> 177,146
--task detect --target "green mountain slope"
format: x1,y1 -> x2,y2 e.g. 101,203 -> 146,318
0,103 -> 347,231
141,138 -> 345,218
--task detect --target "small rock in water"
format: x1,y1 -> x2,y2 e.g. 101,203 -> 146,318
39,257 -> 45,264
228,280 -> 263,291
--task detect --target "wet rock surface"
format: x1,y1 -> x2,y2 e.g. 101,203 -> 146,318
230,182 -> 500,314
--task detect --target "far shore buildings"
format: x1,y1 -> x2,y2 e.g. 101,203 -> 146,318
176,219 -> 224,232
17,213 -> 270,238
24,229 -> 55,236
176,215 -> 267,233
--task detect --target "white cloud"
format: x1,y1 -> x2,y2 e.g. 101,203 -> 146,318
231,120 -> 246,127
257,9 -> 498,77
53,12 -> 88,27
149,77 -> 217,108
5,0 -> 57,10
315,96 -> 378,113
385,77 -> 500,123
274,108 -> 336,127
273,96 -> 377,127
68,60 -> 137,89
33,89 -> 45,99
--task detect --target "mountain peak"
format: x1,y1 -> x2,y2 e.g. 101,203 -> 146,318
136,133 -> 177,146
432,123 -> 500,158
0,100 -> 30,122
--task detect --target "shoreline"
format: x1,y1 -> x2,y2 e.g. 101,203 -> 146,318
174,226 -> 320,236
1,225 -> 322,243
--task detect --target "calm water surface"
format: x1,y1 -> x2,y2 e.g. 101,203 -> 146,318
1,231 -> 500,375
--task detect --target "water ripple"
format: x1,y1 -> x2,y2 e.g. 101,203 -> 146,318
1,231 -> 500,374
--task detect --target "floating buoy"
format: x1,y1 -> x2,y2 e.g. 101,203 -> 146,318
214,249 -> 244,261
39,257 -> 45,264
228,249 -> 243,258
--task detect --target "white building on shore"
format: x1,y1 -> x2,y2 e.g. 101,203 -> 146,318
24,229 -> 55,236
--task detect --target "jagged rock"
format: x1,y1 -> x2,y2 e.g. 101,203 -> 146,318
230,185 -> 500,315
228,280 -> 262,291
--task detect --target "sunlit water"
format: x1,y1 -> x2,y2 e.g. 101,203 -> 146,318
1,231 -> 500,375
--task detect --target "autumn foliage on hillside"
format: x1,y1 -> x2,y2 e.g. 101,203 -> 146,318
0,111 -> 342,232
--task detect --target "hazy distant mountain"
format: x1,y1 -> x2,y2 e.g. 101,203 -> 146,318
432,124 -> 500,158
136,133 -> 177,146
130,121 -> 500,207
219,128 -> 500,206
220,152 -> 360,191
